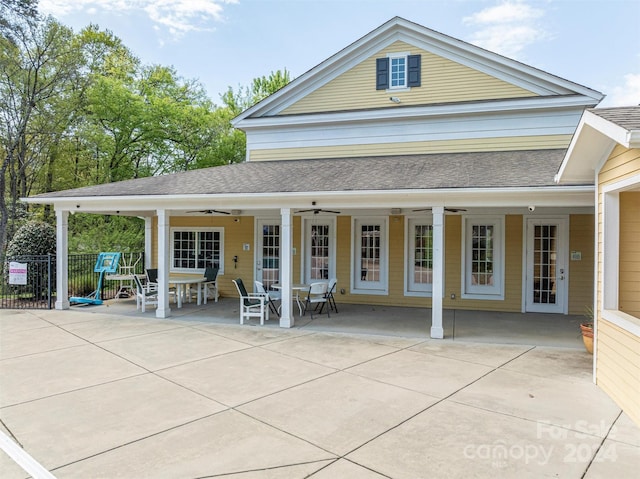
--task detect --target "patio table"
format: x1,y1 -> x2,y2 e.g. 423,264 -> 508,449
169,275 -> 206,309
272,283 -> 324,316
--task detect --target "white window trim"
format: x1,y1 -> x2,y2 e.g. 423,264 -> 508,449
601,173 -> 640,338
170,226 -> 224,274
351,216 -> 389,295
461,216 -> 505,300
386,51 -> 410,91
302,216 -> 336,284
404,216 -> 440,297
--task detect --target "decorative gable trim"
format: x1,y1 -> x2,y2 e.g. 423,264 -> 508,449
233,16 -> 603,124
556,108 -> 640,184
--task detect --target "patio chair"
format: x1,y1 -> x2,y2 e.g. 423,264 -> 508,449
146,268 -> 158,286
303,282 -> 330,319
255,280 -> 281,317
133,274 -> 158,312
325,277 -> 338,313
232,278 -> 270,325
145,268 -> 177,304
203,267 -> 219,304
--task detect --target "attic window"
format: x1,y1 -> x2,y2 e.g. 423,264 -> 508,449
376,53 -> 421,90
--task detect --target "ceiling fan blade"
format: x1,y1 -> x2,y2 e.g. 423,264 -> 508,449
295,208 -> 342,215
412,207 -> 467,213
186,209 -> 231,215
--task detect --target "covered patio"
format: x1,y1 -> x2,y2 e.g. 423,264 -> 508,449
78,295 -> 586,349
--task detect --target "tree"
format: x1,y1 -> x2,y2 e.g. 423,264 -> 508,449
0,0 -> 38,42
0,17 -> 82,254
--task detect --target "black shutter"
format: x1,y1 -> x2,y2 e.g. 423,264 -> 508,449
376,57 -> 389,90
407,54 -> 421,87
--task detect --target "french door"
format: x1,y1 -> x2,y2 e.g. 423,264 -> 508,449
256,220 -> 280,290
525,218 -> 568,313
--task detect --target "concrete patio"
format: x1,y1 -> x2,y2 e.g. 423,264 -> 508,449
1,303 -> 639,478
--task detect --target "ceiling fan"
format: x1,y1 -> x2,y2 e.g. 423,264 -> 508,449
296,208 -> 341,214
412,207 -> 467,213
186,209 -> 231,215
296,201 -> 341,215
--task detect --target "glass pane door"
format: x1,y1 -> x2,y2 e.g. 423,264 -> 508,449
526,218 -> 567,313
257,221 -> 280,290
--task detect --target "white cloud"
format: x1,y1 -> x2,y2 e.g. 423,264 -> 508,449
604,73 -> 640,107
463,0 -> 549,58
39,0 -> 237,38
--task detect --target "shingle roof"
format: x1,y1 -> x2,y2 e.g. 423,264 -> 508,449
589,106 -> 640,131
31,149 -> 571,199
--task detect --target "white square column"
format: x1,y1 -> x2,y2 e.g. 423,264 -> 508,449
279,208 -> 294,328
144,216 -> 153,270
55,209 -> 70,310
156,209 -> 172,318
431,206 -> 444,338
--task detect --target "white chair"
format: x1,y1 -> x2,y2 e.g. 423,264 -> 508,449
325,278 -> 338,312
255,280 -> 281,317
232,278 -> 269,325
133,274 -> 158,312
303,282 -> 329,319
203,267 -> 219,304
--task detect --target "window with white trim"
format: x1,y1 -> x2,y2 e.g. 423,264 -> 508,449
353,217 -> 388,294
390,56 -> 406,88
376,53 -> 421,91
462,217 -> 503,298
304,218 -> 336,283
171,227 -> 223,273
407,218 -> 433,294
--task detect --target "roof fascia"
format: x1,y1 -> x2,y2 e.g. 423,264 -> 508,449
233,17 -> 603,124
236,95 -> 596,130
556,110 -> 635,183
24,186 -> 595,212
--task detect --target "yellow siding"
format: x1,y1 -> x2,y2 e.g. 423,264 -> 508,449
596,319 -> 640,426
282,41 -> 537,115
148,213 -> 587,314
446,215 -> 523,312
249,135 -> 573,161
151,216 -> 256,299
569,215 -> 595,315
598,147 -> 640,188
619,192 -> 640,317
597,147 -> 640,315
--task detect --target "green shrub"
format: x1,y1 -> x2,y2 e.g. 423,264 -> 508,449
6,221 -> 56,256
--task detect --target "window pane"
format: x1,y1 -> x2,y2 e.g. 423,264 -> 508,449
390,57 -> 406,87
310,224 -> 330,280
173,230 -> 221,270
197,231 -> 221,269
533,225 -> 557,305
471,224 -> 494,286
414,224 -> 433,284
360,225 -> 380,281
261,224 -> 280,290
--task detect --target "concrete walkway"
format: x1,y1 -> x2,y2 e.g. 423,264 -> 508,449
1,307 -> 638,478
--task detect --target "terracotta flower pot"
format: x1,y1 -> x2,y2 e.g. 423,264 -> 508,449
580,323 -> 594,354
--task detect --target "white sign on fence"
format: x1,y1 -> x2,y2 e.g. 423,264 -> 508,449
9,262 -> 28,285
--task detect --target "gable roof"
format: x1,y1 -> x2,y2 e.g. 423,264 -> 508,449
30,149 -> 568,201
234,16 -> 603,123
556,106 -> 640,183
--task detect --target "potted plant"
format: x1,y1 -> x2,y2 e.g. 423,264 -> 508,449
581,306 -> 594,354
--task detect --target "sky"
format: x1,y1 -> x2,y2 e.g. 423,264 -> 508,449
38,0 -> 640,107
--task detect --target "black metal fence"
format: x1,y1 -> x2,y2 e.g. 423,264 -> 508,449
1,252 -> 144,309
